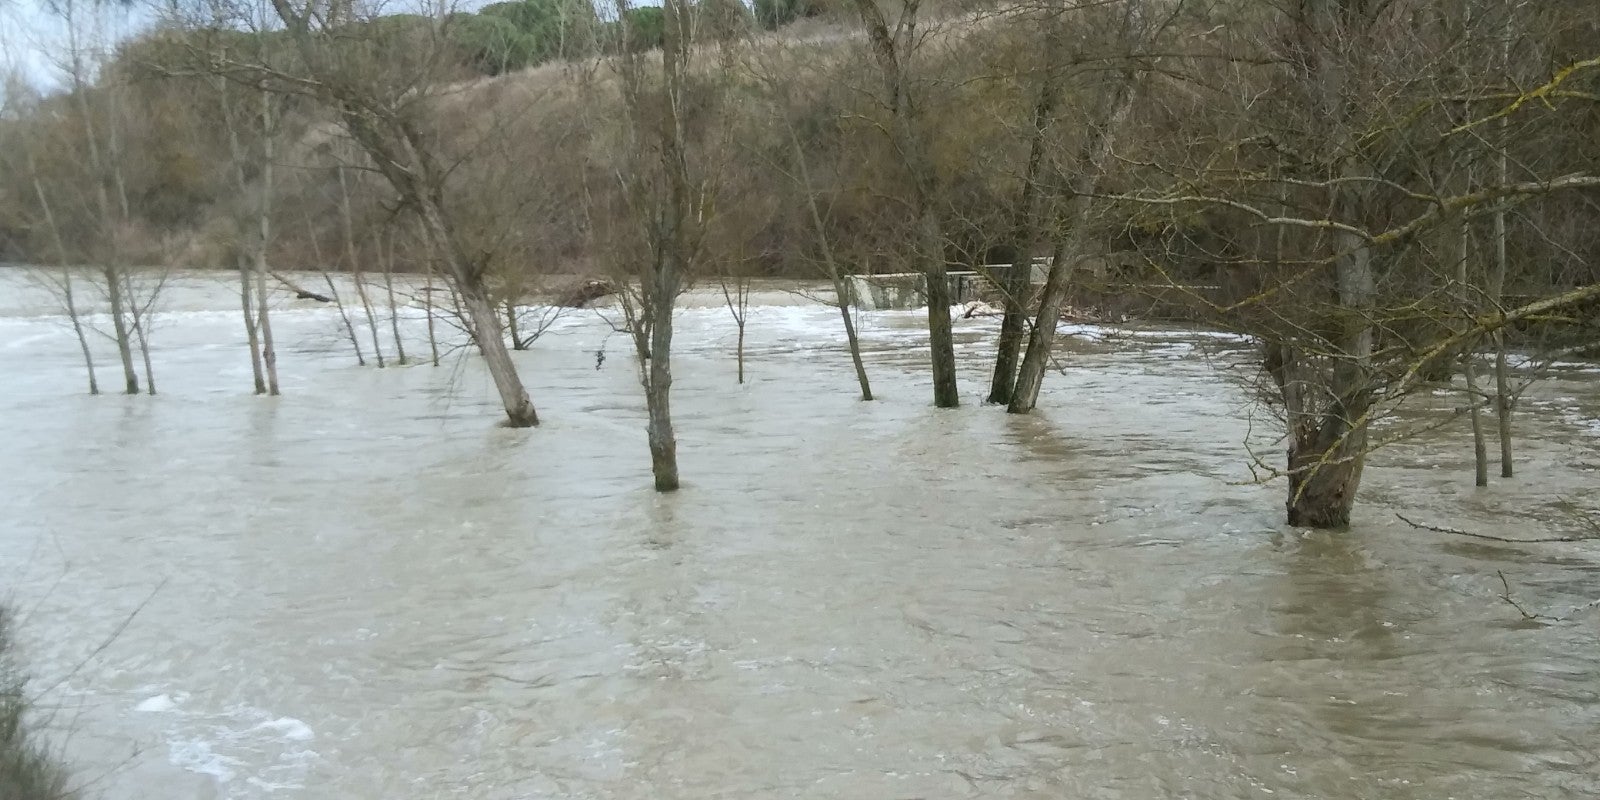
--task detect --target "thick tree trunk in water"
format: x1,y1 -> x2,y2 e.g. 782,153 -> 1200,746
851,0 -> 956,408
1281,0 -> 1379,528
1009,65 -> 1139,414
1275,337 -> 1369,529
104,266 -> 140,395
645,305 -> 679,491
989,14 -> 1062,405
920,208 -> 960,408
1285,422 -> 1367,528
1289,226 -> 1376,528
645,0 -> 690,489
460,285 -> 539,427
988,272 -> 1030,405
1009,237 -> 1072,414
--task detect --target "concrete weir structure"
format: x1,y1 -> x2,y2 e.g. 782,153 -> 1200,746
845,271 -> 987,310
845,259 -> 1054,310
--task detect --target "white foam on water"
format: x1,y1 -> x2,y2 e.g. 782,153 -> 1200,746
136,694 -> 179,713
152,704 -> 322,796
252,717 -> 315,742
169,738 -> 241,783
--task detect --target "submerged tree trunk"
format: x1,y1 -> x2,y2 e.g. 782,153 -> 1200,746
104,266 -> 140,395
1286,226 -> 1375,529
383,229 -> 407,365
1285,417 -> 1368,528
785,120 -> 872,400
838,294 -> 874,401
32,174 -> 99,395
644,292 -> 680,491
1009,236 -> 1072,414
1009,58 -> 1141,415
62,269 -> 100,396
457,281 -> 539,426
127,272 -> 157,396
220,71 -> 266,394
1459,216 -> 1487,486
255,258 -> 279,395
424,249 -> 441,367
339,168 -> 386,368
920,208 -> 960,408
256,139 -> 280,394
239,254 -> 267,394
852,0 -> 957,408
257,88 -> 280,395
719,276 -> 749,384
266,0 -> 541,425
63,7 -> 136,396
324,271 -> 366,366
644,0 -> 691,490
407,186 -> 536,425
609,0 -> 697,488
1490,23 -> 1515,478
989,10 -> 1064,406
505,300 -> 523,350
1465,351 -> 1488,485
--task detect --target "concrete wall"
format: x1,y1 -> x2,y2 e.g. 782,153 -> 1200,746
846,272 -> 983,310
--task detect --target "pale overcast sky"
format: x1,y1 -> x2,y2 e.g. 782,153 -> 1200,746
1,0 -> 153,93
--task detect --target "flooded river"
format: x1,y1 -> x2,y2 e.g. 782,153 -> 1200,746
2,269 -> 1597,798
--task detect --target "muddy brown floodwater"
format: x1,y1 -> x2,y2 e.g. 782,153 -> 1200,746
1,269 -> 1597,799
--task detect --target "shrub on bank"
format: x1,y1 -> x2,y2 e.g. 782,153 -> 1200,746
0,607 -> 73,800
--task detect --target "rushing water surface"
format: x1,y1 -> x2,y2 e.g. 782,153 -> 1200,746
1,268 -> 1597,799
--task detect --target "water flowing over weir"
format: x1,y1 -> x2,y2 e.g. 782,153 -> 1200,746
1,270 -> 1598,798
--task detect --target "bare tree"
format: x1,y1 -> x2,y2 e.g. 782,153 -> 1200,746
1101,0 -> 1600,527
987,0 -> 1067,406
262,0 -> 539,425
748,40 -> 874,400
26,155 -> 100,395
255,84 -> 281,393
381,225 -> 407,365
213,17 -> 282,394
848,0 -> 959,408
599,0 -> 711,490
1009,0 -> 1159,415
338,163 -> 387,368
718,271 -> 751,384
56,0 -> 141,394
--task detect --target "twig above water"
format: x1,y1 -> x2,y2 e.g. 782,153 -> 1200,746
1396,513 -> 1600,544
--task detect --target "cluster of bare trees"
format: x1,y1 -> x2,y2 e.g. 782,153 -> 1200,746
2,0 -> 1597,526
